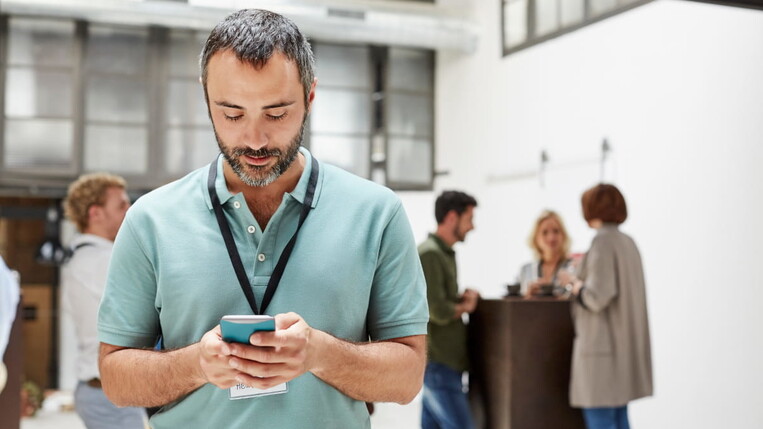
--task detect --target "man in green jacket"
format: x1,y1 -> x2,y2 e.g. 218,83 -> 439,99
418,190 -> 480,429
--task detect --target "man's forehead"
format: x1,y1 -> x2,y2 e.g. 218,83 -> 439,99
207,50 -> 301,97
208,49 -> 296,73
105,186 -> 127,198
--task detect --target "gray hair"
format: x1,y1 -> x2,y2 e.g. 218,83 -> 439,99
200,9 -> 315,106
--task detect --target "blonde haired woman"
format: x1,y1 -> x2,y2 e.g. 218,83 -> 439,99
516,210 -> 572,296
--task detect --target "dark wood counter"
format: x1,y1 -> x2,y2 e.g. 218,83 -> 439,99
468,298 -> 585,429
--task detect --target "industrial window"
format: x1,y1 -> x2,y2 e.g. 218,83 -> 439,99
310,43 -> 434,190
501,0 -> 652,55
2,18 -> 77,174
0,16 -> 435,193
83,24 -> 150,175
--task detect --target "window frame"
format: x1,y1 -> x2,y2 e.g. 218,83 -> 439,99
501,0 -> 654,57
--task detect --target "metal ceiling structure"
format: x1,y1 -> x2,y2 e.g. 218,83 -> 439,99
0,0 -> 480,53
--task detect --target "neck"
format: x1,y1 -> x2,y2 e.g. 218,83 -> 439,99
83,226 -> 113,242
541,252 -> 561,265
435,226 -> 457,248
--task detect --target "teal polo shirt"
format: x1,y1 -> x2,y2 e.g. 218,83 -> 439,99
98,147 -> 428,429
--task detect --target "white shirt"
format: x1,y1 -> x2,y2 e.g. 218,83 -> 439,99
0,256 -> 20,357
61,234 -> 113,381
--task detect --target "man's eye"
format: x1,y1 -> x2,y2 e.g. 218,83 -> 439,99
267,112 -> 287,121
224,114 -> 243,122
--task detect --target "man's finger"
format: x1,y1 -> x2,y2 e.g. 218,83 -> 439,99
230,357 -> 290,377
228,344 -> 279,363
251,328 -> 295,348
274,312 -> 301,330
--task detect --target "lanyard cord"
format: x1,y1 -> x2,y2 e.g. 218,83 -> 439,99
207,154 -> 319,315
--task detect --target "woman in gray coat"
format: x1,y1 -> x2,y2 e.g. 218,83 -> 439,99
561,184 -> 652,429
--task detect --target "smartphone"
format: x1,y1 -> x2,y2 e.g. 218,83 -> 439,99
220,315 -> 276,344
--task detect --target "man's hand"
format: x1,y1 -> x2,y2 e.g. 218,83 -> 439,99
223,312 -> 313,390
460,288 -> 480,314
197,325 -> 242,389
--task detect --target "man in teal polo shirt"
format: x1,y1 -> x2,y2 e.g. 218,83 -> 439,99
418,190 -> 479,429
96,9 -> 428,428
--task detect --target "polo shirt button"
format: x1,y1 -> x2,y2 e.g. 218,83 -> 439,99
258,253 -> 266,262
247,225 -> 256,234
233,201 -> 241,209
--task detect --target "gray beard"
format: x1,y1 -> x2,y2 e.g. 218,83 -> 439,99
216,120 -> 305,188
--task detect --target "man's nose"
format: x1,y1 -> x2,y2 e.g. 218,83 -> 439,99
242,121 -> 269,149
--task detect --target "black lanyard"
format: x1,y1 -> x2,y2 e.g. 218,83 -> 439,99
207,154 -> 319,315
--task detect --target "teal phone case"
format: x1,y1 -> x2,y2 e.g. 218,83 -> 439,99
220,318 -> 276,343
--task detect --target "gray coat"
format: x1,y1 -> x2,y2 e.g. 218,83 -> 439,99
570,224 -> 653,407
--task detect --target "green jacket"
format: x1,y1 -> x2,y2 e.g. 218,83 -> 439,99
418,233 -> 469,372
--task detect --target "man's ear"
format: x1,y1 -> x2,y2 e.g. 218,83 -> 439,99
444,210 -> 459,225
88,204 -> 102,223
306,77 -> 317,114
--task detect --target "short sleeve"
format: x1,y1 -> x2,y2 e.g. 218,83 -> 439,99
98,213 -> 161,348
366,202 -> 429,341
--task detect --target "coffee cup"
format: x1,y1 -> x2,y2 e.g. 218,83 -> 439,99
506,283 -> 521,296
538,283 -> 555,296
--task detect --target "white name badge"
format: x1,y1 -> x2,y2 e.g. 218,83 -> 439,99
229,382 -> 288,400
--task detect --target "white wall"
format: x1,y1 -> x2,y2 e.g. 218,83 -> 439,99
397,1 -> 763,428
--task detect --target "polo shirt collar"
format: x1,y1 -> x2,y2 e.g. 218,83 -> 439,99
288,147 -> 322,207
429,233 -> 455,255
203,146 -> 323,210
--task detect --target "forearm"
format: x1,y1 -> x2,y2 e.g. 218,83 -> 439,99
99,342 -> 206,407
308,333 -> 426,404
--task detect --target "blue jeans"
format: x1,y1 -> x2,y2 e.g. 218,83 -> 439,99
582,405 -> 630,429
421,362 -> 474,429
74,381 -> 145,429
